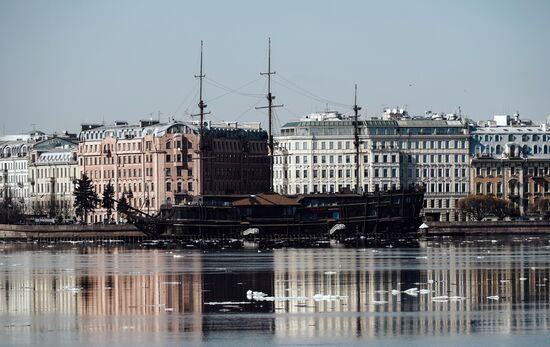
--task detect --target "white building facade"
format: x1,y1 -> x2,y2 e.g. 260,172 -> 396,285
0,141 -> 31,210
274,110 -> 470,221
28,138 -> 78,217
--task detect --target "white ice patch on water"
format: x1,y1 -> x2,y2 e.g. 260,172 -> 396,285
247,290 -> 346,302
432,296 -> 449,300
372,300 -> 388,305
205,301 -> 252,305
403,288 -> 419,296
61,286 -> 82,293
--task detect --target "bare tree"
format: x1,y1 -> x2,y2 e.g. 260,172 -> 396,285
458,195 -> 516,221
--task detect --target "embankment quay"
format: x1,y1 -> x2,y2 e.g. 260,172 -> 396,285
2,220 -> 550,243
0,224 -> 144,242
422,220 -> 550,236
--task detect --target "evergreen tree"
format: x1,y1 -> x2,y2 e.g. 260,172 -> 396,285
117,194 -> 129,215
73,174 -> 98,223
102,181 -> 115,223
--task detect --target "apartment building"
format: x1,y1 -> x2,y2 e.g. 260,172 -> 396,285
28,137 -> 78,217
78,120 -> 269,223
0,140 -> 30,209
274,109 -> 470,221
471,114 -> 550,215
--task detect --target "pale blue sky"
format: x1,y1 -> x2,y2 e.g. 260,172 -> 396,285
1,0 -> 549,134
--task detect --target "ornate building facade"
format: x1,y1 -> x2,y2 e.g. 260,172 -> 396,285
470,114 -> 550,215
273,110 -> 470,221
28,137 -> 78,217
78,120 -> 269,223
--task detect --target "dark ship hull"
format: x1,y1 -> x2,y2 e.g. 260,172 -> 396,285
130,188 -> 424,241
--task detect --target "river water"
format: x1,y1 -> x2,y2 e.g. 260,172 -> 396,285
1,236 -> 550,346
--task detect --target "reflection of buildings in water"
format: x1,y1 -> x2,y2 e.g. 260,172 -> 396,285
424,240 -> 550,334
272,245 -> 550,338
0,248 -> 205,337
272,248 -> 420,338
78,248 -> 203,315
77,248 -> 203,335
0,251 -> 79,316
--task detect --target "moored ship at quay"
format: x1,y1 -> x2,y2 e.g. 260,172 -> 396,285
130,189 -> 424,241
0,39 -> 426,244
127,40 -> 425,242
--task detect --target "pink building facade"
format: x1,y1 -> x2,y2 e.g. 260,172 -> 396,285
78,120 -> 269,223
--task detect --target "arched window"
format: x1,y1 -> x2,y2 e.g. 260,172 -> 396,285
545,145 -> 548,154
523,145 -> 530,155
496,144 -> 502,154
486,182 -> 492,194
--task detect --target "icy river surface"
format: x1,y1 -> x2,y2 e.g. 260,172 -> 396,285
1,236 -> 550,346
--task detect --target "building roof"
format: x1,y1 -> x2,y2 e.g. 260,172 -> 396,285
396,119 -> 464,127
232,193 -> 299,207
472,126 -> 549,134
79,120 -> 266,141
36,150 -> 76,164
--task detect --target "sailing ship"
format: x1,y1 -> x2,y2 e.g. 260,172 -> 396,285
128,39 -> 425,240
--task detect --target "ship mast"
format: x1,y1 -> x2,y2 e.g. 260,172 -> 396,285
191,40 -> 210,195
353,84 -> 362,194
256,38 -> 282,192
193,40 -> 210,150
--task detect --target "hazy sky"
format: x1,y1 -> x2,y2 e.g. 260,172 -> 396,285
1,0 -> 549,134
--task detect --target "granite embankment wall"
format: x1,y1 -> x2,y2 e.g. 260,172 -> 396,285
0,223 -> 144,240
424,221 -> 550,236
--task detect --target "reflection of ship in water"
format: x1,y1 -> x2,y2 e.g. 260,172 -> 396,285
1,240 -> 550,340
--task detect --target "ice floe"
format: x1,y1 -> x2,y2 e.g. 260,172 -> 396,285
246,290 -> 346,302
